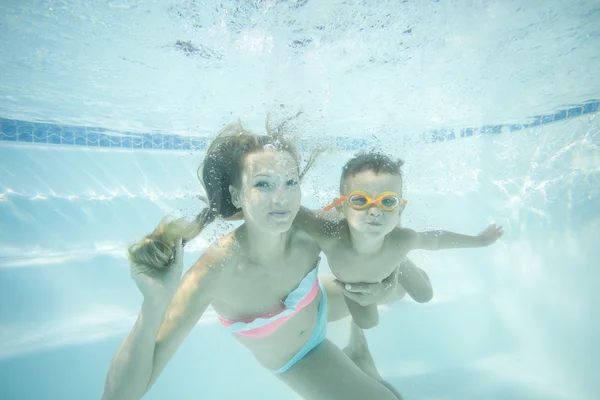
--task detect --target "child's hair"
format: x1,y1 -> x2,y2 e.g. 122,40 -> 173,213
129,120 -> 315,272
339,152 -> 405,193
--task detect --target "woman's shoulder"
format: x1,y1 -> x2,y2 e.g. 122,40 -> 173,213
195,231 -> 242,273
293,207 -> 345,244
289,225 -> 324,254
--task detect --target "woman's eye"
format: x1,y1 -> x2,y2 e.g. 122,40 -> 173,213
287,179 -> 298,186
254,181 -> 270,188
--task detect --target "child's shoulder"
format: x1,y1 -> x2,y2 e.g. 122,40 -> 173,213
387,227 -> 418,244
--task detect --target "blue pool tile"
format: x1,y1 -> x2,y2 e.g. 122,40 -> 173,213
62,130 -> 74,145
18,131 -> 33,142
481,125 -> 502,134
0,118 -> 18,137
567,107 -> 582,118
431,130 -> 445,142
48,124 -> 63,138
89,127 -> 108,135
98,133 -> 110,147
1,129 -> 17,141
182,138 -> 193,150
48,134 -> 61,144
33,129 -> 47,142
163,135 -> 173,150
109,136 -> 122,147
173,136 -> 183,149
34,123 -> 50,135
191,138 -> 207,150
17,124 -> 35,136
87,131 -> 98,146
583,101 -> 599,114
351,138 -> 367,149
529,116 -> 542,126
509,124 -> 524,132
142,134 -> 153,149
132,136 -> 143,149
152,134 -> 163,149
1,97 -> 597,152
72,128 -> 86,146
121,137 -> 132,148
554,110 -> 567,122
461,127 -> 474,137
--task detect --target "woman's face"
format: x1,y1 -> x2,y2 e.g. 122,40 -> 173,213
232,150 -> 301,233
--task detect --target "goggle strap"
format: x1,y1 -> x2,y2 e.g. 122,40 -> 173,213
323,196 -> 346,212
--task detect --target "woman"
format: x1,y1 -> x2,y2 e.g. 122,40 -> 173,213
101,122 -> 402,400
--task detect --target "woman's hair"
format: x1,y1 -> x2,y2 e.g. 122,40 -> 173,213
128,119 -> 316,272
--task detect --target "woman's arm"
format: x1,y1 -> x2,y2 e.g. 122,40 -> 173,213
102,240 -> 232,400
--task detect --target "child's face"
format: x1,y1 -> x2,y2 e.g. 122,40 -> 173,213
341,170 -> 404,238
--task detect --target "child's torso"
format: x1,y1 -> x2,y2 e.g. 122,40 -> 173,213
324,231 -> 411,283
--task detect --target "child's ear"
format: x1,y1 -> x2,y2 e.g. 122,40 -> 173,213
398,202 -> 407,214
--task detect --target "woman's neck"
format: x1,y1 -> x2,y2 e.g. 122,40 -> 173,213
241,222 -> 291,263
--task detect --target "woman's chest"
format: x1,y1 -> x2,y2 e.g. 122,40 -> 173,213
213,251 -> 319,318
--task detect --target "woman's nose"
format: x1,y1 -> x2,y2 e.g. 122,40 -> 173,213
273,188 -> 289,206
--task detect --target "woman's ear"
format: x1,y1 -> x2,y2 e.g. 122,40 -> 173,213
229,185 -> 241,208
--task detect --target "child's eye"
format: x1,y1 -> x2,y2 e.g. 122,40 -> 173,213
382,197 -> 398,207
350,196 -> 367,206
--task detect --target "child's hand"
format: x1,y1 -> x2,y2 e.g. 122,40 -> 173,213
477,223 -> 504,246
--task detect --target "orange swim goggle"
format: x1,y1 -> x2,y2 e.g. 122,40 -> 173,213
324,191 -> 407,212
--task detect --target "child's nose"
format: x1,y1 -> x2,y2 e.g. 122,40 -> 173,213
368,205 -> 382,216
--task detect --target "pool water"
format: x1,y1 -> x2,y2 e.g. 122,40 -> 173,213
1,1 -> 599,399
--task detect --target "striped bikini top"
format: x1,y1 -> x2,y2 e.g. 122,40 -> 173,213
217,260 -> 321,338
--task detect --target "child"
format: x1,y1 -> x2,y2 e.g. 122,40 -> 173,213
296,152 -> 503,329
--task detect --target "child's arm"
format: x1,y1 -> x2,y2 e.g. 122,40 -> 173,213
408,223 -> 504,251
396,258 -> 433,303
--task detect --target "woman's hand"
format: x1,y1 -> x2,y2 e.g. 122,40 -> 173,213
334,269 -> 399,306
130,237 -> 184,304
